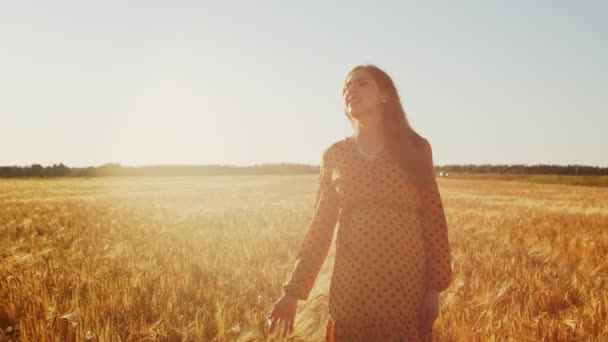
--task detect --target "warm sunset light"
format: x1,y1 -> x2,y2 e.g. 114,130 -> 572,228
1,2 -> 607,341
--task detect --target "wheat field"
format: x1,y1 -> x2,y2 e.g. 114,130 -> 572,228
0,176 -> 607,341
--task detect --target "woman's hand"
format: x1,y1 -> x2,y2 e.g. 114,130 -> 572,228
419,288 -> 440,332
267,293 -> 298,337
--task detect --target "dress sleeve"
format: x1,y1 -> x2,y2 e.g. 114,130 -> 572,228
282,149 -> 340,300
419,139 -> 453,292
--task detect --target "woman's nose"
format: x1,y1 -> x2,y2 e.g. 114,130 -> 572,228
343,84 -> 356,95
344,90 -> 359,101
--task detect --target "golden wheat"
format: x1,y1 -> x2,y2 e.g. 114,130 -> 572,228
0,176 -> 607,341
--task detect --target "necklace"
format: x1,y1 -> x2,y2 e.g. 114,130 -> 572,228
352,135 -> 382,159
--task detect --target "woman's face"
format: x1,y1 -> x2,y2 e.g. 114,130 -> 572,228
343,68 -> 385,119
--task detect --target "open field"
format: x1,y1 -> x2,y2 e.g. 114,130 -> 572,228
442,172 -> 608,188
1,176 -> 607,341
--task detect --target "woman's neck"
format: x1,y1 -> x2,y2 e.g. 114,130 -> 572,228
353,118 -> 384,153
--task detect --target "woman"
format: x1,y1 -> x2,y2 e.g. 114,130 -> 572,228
267,64 -> 453,341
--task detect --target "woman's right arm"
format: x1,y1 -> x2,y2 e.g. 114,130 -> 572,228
281,147 -> 340,300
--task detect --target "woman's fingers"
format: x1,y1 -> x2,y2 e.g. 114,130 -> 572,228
269,315 -> 281,333
267,296 -> 296,337
268,315 -> 294,337
419,306 -> 430,331
420,308 -> 435,332
282,318 -> 291,337
420,318 -> 431,332
423,317 -> 435,332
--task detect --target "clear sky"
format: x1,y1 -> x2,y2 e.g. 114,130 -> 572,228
1,1 -> 606,167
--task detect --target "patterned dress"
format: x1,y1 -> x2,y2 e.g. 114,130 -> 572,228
282,135 -> 453,341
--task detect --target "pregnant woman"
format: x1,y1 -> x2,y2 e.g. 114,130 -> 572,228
267,64 -> 453,341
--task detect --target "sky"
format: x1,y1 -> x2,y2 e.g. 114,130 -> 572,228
1,1 -> 606,167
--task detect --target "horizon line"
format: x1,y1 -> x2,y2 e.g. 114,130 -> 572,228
1,162 -> 607,169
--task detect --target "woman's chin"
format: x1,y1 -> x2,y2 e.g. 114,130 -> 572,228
348,106 -> 363,117
349,109 -> 373,119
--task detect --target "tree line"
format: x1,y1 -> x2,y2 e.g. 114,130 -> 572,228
1,162 -> 607,178
437,164 -> 608,176
0,163 -> 319,178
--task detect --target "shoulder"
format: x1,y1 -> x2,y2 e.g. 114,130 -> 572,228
409,130 -> 431,150
418,136 -> 435,170
410,133 -> 433,169
421,137 -> 432,154
412,132 -> 432,156
321,136 -> 350,161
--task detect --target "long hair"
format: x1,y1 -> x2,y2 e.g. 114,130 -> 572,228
343,64 -> 435,184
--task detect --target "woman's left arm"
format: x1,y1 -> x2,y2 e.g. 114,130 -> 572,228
419,138 -> 453,293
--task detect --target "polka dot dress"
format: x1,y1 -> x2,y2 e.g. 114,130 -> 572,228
282,135 -> 453,342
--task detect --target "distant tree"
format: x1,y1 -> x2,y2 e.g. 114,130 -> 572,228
30,164 -> 44,177
46,163 -> 70,177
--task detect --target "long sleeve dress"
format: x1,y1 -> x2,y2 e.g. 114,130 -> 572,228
282,135 -> 453,342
